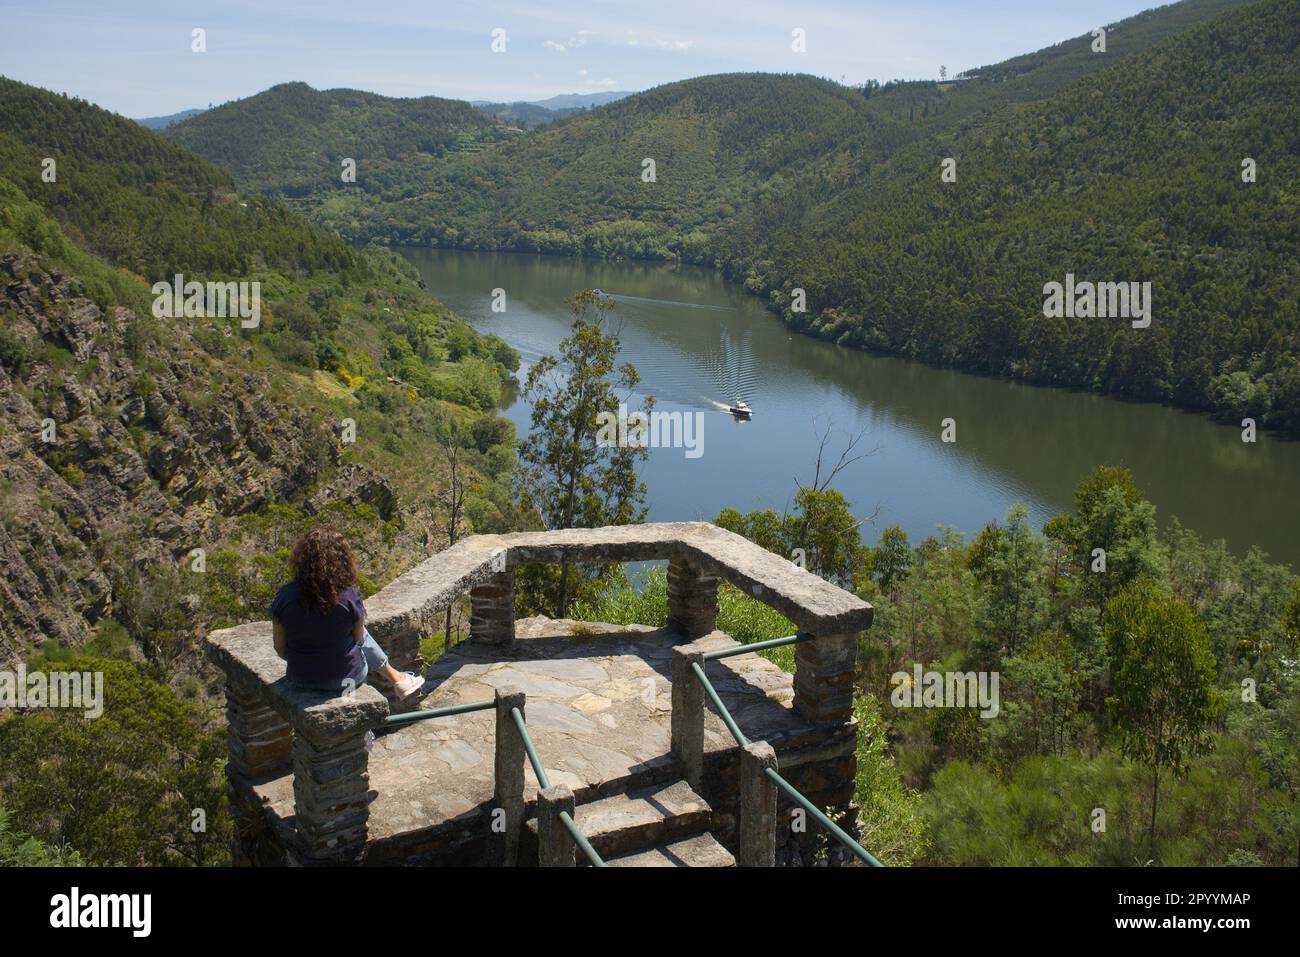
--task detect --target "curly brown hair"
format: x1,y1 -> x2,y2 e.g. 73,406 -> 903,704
291,526 -> 358,615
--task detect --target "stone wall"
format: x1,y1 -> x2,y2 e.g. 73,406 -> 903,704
207,522 -> 874,867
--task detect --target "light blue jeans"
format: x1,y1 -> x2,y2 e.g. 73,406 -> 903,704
291,628 -> 389,694
353,627 -> 391,685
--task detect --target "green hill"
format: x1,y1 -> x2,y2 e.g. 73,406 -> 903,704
137,0 -> 1297,431
407,72 -> 887,258
171,0 -> 1251,255
162,81 -> 508,223
0,77 -> 354,280
0,79 -> 520,664
737,0 -> 1300,430
472,101 -> 580,129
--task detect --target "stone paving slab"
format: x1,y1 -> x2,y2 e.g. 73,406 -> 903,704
251,616 -> 826,853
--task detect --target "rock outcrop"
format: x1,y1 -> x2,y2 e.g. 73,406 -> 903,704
0,253 -> 371,665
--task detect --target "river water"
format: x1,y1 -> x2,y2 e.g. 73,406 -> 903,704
401,248 -> 1298,570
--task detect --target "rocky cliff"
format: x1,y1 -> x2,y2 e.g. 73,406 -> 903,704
0,253 -> 402,665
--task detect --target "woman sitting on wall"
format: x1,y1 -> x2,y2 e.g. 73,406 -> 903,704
271,526 -> 423,698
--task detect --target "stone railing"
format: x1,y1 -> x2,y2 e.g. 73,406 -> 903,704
208,622 -> 390,864
207,521 -> 873,864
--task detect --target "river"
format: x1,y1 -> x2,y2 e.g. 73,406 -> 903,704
400,248 -> 1299,570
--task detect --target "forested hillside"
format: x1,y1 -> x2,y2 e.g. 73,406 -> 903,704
471,100 -> 580,129
742,0 -> 1300,432
162,82 -> 508,225
0,78 -> 528,864
154,0 -> 1300,431
0,78 -> 522,668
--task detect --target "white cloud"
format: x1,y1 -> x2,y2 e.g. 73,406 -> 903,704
623,32 -> 692,51
543,29 -> 593,54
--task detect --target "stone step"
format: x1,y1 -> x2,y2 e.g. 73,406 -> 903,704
607,832 -> 736,868
527,779 -> 714,858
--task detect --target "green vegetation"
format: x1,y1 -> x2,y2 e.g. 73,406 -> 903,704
162,82 -> 507,236
2,0 -> 1294,868
753,0 -> 1300,432
1104,579 -> 1221,847
0,77 -> 354,283
0,806 -> 83,866
515,291 -> 650,616
162,0 -> 1300,432
0,655 -> 227,866
472,101 -> 582,130
708,465 -> 1299,865
0,78 -> 522,866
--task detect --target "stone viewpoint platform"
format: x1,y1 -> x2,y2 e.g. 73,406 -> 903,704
207,522 -> 873,867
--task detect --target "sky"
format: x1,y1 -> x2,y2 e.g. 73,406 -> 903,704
1,0 -> 1169,117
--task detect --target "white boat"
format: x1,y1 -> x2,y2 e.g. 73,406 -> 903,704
728,399 -> 753,418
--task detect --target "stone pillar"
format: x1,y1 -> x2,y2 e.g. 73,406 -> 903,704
470,571 -> 515,646
793,631 -> 858,724
225,671 -> 291,782
492,685 -> 526,866
537,784 -> 576,867
292,729 -> 373,864
670,643 -> 706,793
738,741 -> 778,867
667,553 -> 718,639
288,685 -> 388,866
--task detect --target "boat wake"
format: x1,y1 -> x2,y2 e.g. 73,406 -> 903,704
603,292 -> 734,312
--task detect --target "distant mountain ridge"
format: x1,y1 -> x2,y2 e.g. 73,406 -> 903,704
530,91 -> 635,109
134,108 -> 206,129
162,81 -> 504,202
468,91 -> 637,128
470,101 -> 583,129
470,91 -> 633,109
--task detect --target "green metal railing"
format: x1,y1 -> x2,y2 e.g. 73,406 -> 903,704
701,631 -> 814,661
375,632 -> 880,867
693,634 -> 884,868
381,697 -> 495,727
510,707 -> 606,867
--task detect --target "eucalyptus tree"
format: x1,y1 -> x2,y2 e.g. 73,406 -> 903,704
518,291 -> 649,616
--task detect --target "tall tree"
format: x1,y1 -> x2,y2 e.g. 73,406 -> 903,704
518,291 -> 649,616
1103,579 -> 1220,852
1049,466 -> 1161,610
970,504 -> 1049,658
434,417 -> 469,652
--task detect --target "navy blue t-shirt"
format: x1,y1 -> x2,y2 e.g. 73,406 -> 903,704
269,582 -> 365,683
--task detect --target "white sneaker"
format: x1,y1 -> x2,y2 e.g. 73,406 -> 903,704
393,673 -> 423,697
